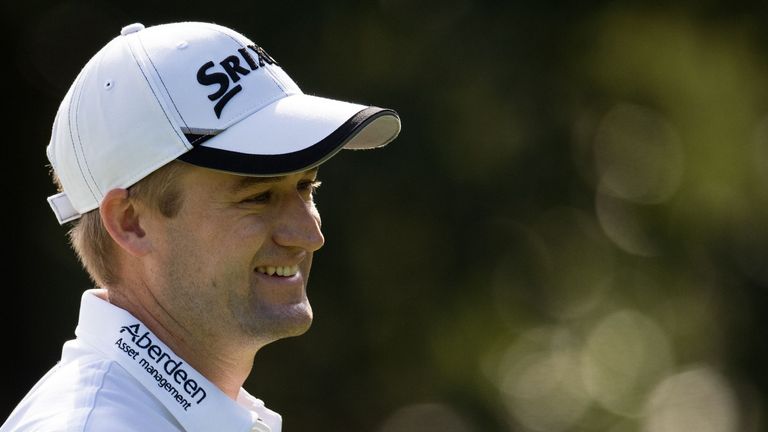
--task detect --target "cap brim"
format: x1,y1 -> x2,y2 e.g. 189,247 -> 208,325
178,94 -> 400,176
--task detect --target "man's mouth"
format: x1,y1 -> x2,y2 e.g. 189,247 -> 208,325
255,265 -> 299,277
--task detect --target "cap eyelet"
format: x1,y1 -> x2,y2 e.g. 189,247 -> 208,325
104,80 -> 115,90
177,40 -> 189,49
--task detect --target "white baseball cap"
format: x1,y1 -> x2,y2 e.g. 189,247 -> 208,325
46,21 -> 401,224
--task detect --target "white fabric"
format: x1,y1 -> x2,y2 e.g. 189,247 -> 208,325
206,94 -> 365,155
47,192 -> 79,224
46,21 -> 400,225
129,22 -> 301,130
1,290 -> 281,432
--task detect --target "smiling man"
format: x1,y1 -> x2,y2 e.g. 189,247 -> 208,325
2,21 -> 399,432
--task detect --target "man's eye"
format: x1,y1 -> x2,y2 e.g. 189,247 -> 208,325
243,191 -> 271,204
298,180 -> 322,198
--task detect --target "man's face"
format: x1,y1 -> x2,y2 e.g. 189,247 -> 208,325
141,165 -> 325,347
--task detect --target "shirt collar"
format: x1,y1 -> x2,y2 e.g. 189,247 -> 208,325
74,289 -> 282,432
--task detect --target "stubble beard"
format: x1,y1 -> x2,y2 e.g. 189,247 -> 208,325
162,249 -> 314,347
229,290 -> 314,344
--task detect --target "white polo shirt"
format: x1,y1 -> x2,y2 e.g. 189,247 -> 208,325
1,289 -> 282,432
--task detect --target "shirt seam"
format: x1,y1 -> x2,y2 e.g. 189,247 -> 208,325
81,361 -> 115,432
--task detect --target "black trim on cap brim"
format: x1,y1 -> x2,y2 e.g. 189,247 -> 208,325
178,107 -> 398,176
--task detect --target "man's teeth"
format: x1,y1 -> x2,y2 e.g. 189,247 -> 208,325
256,265 -> 299,277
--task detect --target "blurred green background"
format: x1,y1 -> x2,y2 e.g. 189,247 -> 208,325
4,1 -> 768,431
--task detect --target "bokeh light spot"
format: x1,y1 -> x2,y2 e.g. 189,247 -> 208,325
581,310 -> 674,416
497,327 -> 591,431
594,103 -> 684,204
377,402 -> 475,432
642,367 -> 739,432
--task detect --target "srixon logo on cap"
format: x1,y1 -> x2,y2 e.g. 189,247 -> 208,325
196,45 -> 278,118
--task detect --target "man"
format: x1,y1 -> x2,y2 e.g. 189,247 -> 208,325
2,21 -> 400,432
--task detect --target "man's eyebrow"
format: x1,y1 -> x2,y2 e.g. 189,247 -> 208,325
229,168 -> 319,193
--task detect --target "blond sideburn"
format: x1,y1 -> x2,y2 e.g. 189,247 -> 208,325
58,161 -> 188,287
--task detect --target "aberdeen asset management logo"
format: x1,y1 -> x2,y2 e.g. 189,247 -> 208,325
116,323 -> 207,411
196,45 -> 278,119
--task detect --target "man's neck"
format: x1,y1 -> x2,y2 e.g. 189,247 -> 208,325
100,287 -> 260,400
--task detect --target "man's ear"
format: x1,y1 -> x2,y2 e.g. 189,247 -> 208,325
100,189 -> 152,257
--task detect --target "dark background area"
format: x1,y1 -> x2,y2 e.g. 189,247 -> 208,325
4,1 -> 768,431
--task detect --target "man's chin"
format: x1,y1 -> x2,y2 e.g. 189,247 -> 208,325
282,303 -> 314,337
252,302 -> 314,341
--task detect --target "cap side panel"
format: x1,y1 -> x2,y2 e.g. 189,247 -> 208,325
203,23 -> 254,48
262,66 -> 288,94
266,66 -> 302,95
68,63 -> 102,202
127,35 -> 190,150
136,36 -> 190,133
76,34 -> 193,205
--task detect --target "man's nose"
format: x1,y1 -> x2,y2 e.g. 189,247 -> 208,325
272,196 -> 325,252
